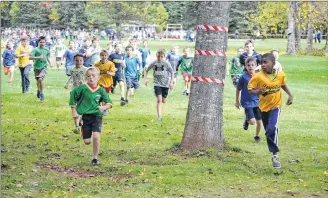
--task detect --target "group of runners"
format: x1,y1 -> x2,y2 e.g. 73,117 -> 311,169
2,31 -> 293,168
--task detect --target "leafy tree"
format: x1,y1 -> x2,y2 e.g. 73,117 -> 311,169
163,2 -> 197,30
229,2 -> 259,34
249,2 -> 288,34
0,2 -> 13,27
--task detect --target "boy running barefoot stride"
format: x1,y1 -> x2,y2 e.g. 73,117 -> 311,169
69,67 -> 112,165
144,49 -> 174,121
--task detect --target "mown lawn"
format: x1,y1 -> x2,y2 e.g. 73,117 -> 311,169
1,39 -> 328,197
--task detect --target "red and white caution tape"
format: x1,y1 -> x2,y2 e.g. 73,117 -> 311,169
196,25 -> 228,32
195,50 -> 226,57
192,76 -> 224,84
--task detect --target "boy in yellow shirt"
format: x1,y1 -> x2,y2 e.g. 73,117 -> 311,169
15,37 -> 33,93
94,50 -> 116,94
248,53 -> 293,169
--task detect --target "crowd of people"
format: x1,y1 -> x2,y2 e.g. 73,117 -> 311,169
2,28 -> 196,166
2,28 -> 293,169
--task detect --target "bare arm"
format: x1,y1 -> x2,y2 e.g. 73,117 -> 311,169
144,67 -> 150,86
64,76 -> 73,89
98,102 -> 112,111
281,84 -> 293,105
248,88 -> 266,95
235,88 -> 241,109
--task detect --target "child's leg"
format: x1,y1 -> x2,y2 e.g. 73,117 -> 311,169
92,132 -> 100,159
156,95 -> 163,118
39,78 -> 45,93
119,81 -> 125,99
256,120 -> 262,137
126,88 -> 131,101
262,108 -> 281,154
184,78 -> 188,90
187,78 -> 191,93
8,68 -> 14,83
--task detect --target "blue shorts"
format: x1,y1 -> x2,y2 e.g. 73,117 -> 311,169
245,107 -> 262,121
126,77 -> 139,89
113,71 -> 124,86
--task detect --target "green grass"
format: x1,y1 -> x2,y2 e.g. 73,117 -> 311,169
1,39 -> 328,197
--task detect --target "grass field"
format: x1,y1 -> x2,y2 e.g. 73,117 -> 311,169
1,39 -> 328,198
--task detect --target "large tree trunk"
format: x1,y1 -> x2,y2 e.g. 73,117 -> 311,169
306,2 -> 315,52
286,1 -> 296,54
180,2 -> 231,150
295,2 -> 301,50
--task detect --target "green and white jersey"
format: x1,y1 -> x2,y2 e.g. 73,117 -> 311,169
69,84 -> 112,116
179,56 -> 193,74
54,43 -> 67,57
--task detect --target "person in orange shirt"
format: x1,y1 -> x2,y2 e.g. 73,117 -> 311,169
94,50 -> 116,114
248,53 -> 293,169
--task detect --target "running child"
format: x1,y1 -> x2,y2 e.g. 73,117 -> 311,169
108,43 -> 126,105
235,57 -> 262,142
54,37 -> 67,70
15,37 -> 33,93
88,38 -> 101,66
69,67 -> 112,165
166,45 -> 180,87
229,47 -> 244,87
270,49 -> 283,72
178,47 -> 193,96
138,40 -> 151,77
248,53 -> 293,168
240,40 -> 262,71
64,54 -> 88,133
124,45 -> 141,104
63,40 -> 78,76
2,40 -> 16,85
79,38 -> 91,67
64,54 -> 88,89
94,50 -> 116,95
144,49 -> 174,121
29,36 -> 52,102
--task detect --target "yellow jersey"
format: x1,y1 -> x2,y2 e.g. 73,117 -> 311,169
15,45 -> 33,67
248,70 -> 287,112
94,60 -> 116,88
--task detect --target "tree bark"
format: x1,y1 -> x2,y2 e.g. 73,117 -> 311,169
295,2 -> 301,50
286,1 -> 296,55
306,2 -> 315,52
180,2 -> 231,150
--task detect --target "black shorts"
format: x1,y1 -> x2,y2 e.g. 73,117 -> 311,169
56,57 -> 62,62
154,86 -> 169,98
245,107 -> 262,121
126,77 -> 139,89
81,114 -> 102,139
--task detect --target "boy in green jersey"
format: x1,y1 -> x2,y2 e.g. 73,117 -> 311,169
69,67 -> 112,165
178,47 -> 193,96
29,36 -> 52,102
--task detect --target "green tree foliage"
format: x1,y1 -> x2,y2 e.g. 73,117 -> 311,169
229,2 -> 259,34
0,2 -> 13,26
10,2 -> 51,28
249,2 -> 288,34
163,1 -> 197,30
